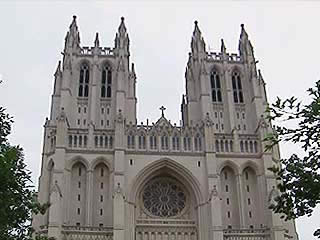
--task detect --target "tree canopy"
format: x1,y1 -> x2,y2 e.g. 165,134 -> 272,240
266,80 -> 320,238
0,105 -> 48,240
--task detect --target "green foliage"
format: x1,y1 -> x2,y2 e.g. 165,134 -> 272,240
266,80 -> 320,238
0,104 -> 49,239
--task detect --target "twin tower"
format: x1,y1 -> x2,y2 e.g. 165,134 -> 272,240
33,16 -> 298,240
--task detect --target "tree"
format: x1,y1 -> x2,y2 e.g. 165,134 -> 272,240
0,106 -> 49,240
266,80 -> 320,238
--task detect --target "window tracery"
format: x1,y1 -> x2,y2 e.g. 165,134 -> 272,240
141,177 -> 187,218
232,71 -> 244,103
210,70 -> 222,102
101,65 -> 112,98
79,64 -> 89,97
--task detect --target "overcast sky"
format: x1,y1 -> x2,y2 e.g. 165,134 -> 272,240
0,1 -> 319,239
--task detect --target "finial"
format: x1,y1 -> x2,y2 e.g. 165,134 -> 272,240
160,106 -> 166,117
194,20 -> 198,26
54,61 -> 62,76
94,32 -> 100,47
118,16 -> 127,35
73,15 -> 77,20
221,39 -> 226,53
241,23 -> 244,29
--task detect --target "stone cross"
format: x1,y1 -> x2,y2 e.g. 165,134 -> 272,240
160,106 -> 166,117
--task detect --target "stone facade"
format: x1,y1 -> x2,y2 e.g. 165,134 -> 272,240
32,16 -> 298,240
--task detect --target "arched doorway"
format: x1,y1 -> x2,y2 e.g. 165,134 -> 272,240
131,160 -> 201,240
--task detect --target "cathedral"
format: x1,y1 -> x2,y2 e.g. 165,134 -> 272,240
32,16 -> 298,240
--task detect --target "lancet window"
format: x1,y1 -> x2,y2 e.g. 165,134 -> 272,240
161,134 -> 169,150
172,134 -> 180,150
127,132 -> 135,149
138,134 -> 146,149
211,70 -> 222,102
183,135 -> 191,151
78,63 -> 89,97
150,134 -> 157,150
232,71 -> 244,103
101,65 -> 112,98
194,134 -> 202,151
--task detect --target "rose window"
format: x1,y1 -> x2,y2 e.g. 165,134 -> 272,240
142,177 -> 187,218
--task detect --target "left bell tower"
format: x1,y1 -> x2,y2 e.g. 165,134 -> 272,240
32,16 -> 137,239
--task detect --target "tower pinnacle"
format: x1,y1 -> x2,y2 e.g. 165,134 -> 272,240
191,20 -> 206,56
64,15 -> 81,53
94,32 -> 100,47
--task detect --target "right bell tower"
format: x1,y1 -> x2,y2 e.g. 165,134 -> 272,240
181,21 -> 299,240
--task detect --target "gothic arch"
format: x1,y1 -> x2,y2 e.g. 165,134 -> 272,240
230,65 -> 243,76
76,59 -> 91,70
128,158 -> 204,204
66,155 -> 89,171
46,158 -> 55,170
90,156 -> 112,172
210,64 -> 222,75
100,59 -> 114,70
218,160 -> 240,176
240,160 -> 261,176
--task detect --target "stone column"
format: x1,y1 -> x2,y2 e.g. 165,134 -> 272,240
86,169 -> 93,225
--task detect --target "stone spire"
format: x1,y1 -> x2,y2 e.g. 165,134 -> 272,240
191,20 -> 206,57
238,24 -> 254,61
64,15 -> 81,54
115,17 -> 129,54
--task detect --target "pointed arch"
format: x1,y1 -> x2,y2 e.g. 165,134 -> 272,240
90,156 -> 112,172
66,155 -> 89,171
240,160 -> 261,176
210,66 -> 222,103
78,60 -> 90,97
231,67 -> 244,103
218,160 -> 240,176
128,158 -> 204,204
101,61 -> 113,98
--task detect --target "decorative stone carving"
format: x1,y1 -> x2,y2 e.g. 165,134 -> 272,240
268,186 -> 280,206
116,109 -> 124,123
50,180 -> 62,198
57,108 -> 67,122
141,177 -> 187,218
204,112 -> 214,127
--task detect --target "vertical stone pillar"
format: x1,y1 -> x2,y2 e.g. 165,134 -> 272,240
236,174 -> 245,227
86,169 -> 93,225
48,181 -> 63,240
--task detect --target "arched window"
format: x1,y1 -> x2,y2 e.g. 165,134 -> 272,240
101,65 -> 112,98
220,140 -> 224,152
84,136 -> 87,147
215,140 -> 220,152
254,141 -> 258,153
79,63 -> 90,97
172,134 -> 180,151
69,135 -> 72,147
127,132 -> 135,149
138,134 -> 146,149
150,134 -> 157,150
161,134 -> 169,150
211,70 -> 222,102
231,71 -> 244,103
183,135 -> 191,151
109,136 -> 113,148
194,134 -> 202,151
94,136 -> 98,147
240,141 -> 244,152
